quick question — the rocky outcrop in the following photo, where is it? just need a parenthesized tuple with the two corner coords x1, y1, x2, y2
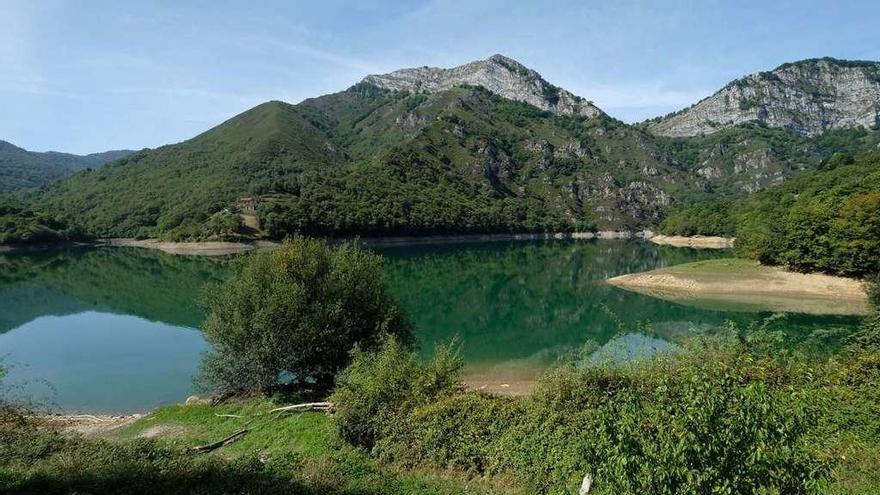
(649, 58, 880, 137)
(363, 54, 603, 118)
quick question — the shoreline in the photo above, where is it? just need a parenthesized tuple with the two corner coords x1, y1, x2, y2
(647, 234, 735, 249)
(607, 258, 869, 315)
(1, 230, 736, 256)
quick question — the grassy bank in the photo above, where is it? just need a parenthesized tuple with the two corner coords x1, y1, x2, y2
(1, 400, 522, 494)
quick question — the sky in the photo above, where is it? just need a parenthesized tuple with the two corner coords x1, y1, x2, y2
(2, 0, 879, 154)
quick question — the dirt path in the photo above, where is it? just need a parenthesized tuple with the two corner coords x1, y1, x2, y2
(607, 259, 869, 315)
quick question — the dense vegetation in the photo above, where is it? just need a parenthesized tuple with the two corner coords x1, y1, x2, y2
(0, 197, 84, 244)
(0, 139, 131, 193)
(330, 321, 880, 494)
(0, 397, 517, 495)
(199, 238, 411, 394)
(32, 86, 699, 240)
(11, 89, 876, 244)
(3, 241, 880, 493)
(661, 151, 880, 277)
(5, 313, 878, 494)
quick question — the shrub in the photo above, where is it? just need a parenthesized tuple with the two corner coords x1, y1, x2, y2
(199, 237, 412, 394)
(867, 276, 880, 310)
(330, 337, 463, 450)
(332, 336, 838, 494)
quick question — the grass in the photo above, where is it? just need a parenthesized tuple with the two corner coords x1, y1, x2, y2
(117, 400, 334, 458)
(657, 258, 765, 274)
(64, 398, 525, 495)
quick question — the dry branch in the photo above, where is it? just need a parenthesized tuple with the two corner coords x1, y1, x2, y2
(269, 402, 334, 414)
(189, 429, 249, 453)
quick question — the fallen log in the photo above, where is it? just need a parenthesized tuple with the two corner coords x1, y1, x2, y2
(189, 429, 249, 453)
(269, 402, 334, 414)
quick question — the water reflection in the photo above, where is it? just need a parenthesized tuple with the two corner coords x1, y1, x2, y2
(0, 241, 863, 412)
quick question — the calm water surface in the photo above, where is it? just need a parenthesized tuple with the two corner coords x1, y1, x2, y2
(0, 241, 861, 412)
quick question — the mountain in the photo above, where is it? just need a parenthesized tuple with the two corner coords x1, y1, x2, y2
(363, 54, 603, 118)
(35, 55, 704, 240)
(649, 58, 880, 138)
(23, 55, 880, 242)
(0, 140, 134, 193)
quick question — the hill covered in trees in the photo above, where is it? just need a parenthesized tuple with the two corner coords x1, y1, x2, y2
(9, 55, 880, 242)
(0, 140, 132, 193)
(661, 150, 880, 277)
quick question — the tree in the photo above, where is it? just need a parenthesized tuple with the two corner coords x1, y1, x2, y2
(199, 237, 412, 394)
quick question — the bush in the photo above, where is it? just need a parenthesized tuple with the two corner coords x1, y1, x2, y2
(330, 337, 463, 450)
(331, 335, 846, 494)
(199, 237, 412, 394)
(868, 276, 880, 310)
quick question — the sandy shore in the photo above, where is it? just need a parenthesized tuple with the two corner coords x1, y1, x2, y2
(607, 259, 869, 315)
(648, 234, 735, 249)
(357, 230, 651, 247)
(3, 231, 731, 256)
(39, 413, 143, 436)
(103, 238, 279, 256)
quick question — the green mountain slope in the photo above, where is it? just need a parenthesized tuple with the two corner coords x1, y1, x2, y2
(655, 124, 880, 198)
(25, 55, 880, 241)
(37, 80, 699, 239)
(661, 151, 880, 276)
(0, 140, 133, 193)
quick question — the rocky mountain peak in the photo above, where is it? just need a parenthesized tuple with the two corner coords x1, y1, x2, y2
(362, 54, 603, 118)
(649, 57, 880, 137)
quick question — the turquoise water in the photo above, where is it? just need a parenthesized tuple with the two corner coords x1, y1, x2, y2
(0, 241, 862, 413)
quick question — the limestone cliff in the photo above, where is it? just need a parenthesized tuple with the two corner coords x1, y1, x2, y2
(649, 58, 880, 137)
(363, 54, 603, 118)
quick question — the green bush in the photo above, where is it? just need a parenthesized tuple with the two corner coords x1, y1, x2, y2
(331, 334, 858, 494)
(659, 199, 736, 237)
(199, 237, 412, 394)
(867, 276, 880, 310)
(733, 151, 880, 276)
(330, 337, 463, 450)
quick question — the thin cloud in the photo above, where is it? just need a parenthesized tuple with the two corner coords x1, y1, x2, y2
(262, 38, 383, 74)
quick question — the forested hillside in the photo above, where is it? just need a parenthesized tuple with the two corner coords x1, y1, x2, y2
(0, 140, 132, 193)
(661, 151, 880, 276)
(35, 84, 698, 239)
(8, 55, 880, 242)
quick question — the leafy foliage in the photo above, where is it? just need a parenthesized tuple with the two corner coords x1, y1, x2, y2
(0, 197, 85, 244)
(734, 151, 880, 276)
(0, 419, 311, 495)
(332, 327, 880, 494)
(659, 198, 736, 236)
(0, 139, 133, 193)
(661, 151, 880, 277)
(199, 237, 412, 394)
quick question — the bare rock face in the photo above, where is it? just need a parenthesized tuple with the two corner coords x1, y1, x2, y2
(363, 54, 603, 118)
(650, 58, 880, 137)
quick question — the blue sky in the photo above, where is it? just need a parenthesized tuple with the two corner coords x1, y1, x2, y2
(3, 0, 879, 154)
